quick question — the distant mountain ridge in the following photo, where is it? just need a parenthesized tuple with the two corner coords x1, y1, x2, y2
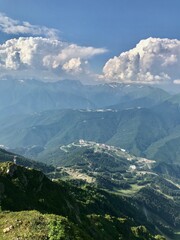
(1, 105, 180, 165)
(0, 79, 180, 164)
(0, 78, 170, 117)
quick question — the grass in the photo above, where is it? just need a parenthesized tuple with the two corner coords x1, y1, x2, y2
(116, 184, 144, 196)
(0, 210, 49, 240)
(0, 210, 85, 240)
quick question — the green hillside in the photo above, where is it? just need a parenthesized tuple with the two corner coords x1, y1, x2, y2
(0, 162, 166, 240)
(37, 141, 180, 238)
(0, 108, 167, 159)
(0, 211, 165, 240)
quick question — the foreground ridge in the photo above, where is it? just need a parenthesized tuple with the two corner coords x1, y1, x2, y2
(0, 161, 166, 240)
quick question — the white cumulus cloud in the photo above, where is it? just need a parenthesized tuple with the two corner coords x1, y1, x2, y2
(0, 37, 107, 81)
(62, 58, 82, 73)
(102, 37, 180, 84)
(0, 13, 59, 39)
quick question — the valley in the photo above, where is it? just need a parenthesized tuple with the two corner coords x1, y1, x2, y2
(0, 79, 180, 239)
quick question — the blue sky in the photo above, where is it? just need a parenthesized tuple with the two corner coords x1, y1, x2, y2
(0, 0, 180, 84)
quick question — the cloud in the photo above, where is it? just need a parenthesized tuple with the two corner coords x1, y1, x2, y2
(102, 37, 180, 84)
(173, 79, 180, 84)
(0, 13, 59, 39)
(62, 58, 82, 73)
(0, 37, 107, 81)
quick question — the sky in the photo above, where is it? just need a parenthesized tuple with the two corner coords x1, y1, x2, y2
(0, 0, 180, 85)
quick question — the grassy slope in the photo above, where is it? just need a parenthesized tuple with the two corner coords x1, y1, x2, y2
(0, 162, 165, 240)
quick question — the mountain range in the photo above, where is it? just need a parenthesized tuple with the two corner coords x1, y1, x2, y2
(0, 79, 180, 163)
(0, 78, 170, 116)
(0, 79, 180, 239)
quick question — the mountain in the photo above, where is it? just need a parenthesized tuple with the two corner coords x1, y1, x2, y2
(1, 79, 178, 164)
(0, 79, 94, 116)
(0, 79, 170, 118)
(0, 147, 54, 173)
(144, 98, 180, 164)
(110, 85, 170, 110)
(38, 141, 180, 239)
(0, 143, 179, 238)
(33, 140, 180, 238)
(0, 161, 166, 240)
(38, 139, 155, 170)
(0, 107, 168, 161)
(3, 95, 180, 165)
